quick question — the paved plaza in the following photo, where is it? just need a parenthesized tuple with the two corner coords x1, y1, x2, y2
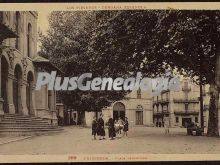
(0, 126, 220, 154)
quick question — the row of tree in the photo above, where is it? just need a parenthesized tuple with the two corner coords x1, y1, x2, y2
(39, 10, 220, 136)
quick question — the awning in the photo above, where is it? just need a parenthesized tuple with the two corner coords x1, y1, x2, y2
(0, 23, 18, 40)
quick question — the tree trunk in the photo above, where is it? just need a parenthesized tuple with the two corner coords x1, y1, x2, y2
(215, 45, 220, 89)
(82, 111, 87, 127)
(207, 44, 220, 137)
(199, 82, 204, 132)
(207, 84, 219, 137)
(199, 52, 204, 132)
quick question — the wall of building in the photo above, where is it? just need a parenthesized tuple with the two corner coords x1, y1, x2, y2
(153, 78, 203, 128)
(0, 11, 57, 124)
(84, 90, 153, 127)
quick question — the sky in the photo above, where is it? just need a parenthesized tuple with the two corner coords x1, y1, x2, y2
(37, 11, 51, 51)
(38, 11, 51, 34)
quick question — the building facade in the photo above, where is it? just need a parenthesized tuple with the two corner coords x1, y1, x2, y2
(0, 11, 57, 124)
(152, 78, 208, 128)
(84, 89, 153, 127)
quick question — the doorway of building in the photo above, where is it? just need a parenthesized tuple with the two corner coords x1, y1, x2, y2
(13, 64, 22, 114)
(1, 56, 9, 113)
(26, 71, 34, 115)
(113, 102, 125, 121)
(182, 117, 192, 127)
(136, 111, 143, 125)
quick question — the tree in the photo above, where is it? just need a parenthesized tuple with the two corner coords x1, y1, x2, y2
(155, 10, 220, 136)
(40, 11, 171, 125)
(89, 10, 220, 136)
(89, 11, 168, 78)
(39, 11, 130, 125)
(40, 10, 220, 134)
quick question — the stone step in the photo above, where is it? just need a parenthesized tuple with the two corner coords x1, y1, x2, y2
(0, 128, 63, 132)
(0, 122, 51, 126)
(4, 114, 39, 117)
(4, 115, 44, 119)
(0, 114, 62, 136)
(1, 119, 49, 123)
(0, 124, 57, 127)
(0, 129, 62, 134)
(0, 126, 61, 130)
(0, 122, 50, 125)
(4, 114, 44, 118)
(0, 129, 63, 136)
(3, 117, 44, 121)
(3, 114, 46, 120)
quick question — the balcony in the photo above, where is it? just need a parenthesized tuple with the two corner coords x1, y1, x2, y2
(153, 99, 169, 105)
(160, 98, 169, 104)
(173, 98, 199, 103)
(153, 109, 169, 116)
(182, 86, 191, 92)
(174, 109, 199, 115)
(153, 111, 163, 116)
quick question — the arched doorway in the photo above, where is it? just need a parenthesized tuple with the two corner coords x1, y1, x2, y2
(26, 71, 34, 115)
(113, 102, 126, 121)
(1, 56, 9, 113)
(13, 64, 22, 114)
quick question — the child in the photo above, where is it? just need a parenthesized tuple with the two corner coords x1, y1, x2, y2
(114, 119, 119, 136)
(123, 117, 129, 137)
(92, 116, 97, 140)
(118, 117, 125, 135)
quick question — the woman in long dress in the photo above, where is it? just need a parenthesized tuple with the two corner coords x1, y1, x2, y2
(123, 117, 129, 137)
(108, 117, 116, 140)
(97, 115, 105, 140)
(91, 116, 98, 140)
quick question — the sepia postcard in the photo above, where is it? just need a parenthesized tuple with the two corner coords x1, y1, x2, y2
(0, 2, 220, 163)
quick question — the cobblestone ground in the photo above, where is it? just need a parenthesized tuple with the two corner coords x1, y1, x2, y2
(0, 126, 220, 154)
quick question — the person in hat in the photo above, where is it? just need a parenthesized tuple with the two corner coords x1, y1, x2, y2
(123, 117, 129, 137)
(97, 114, 105, 140)
(107, 116, 116, 140)
(91, 116, 98, 140)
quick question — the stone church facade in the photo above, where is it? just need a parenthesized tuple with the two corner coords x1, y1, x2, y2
(0, 11, 57, 125)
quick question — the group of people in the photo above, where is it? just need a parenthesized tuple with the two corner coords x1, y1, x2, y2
(92, 114, 129, 140)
